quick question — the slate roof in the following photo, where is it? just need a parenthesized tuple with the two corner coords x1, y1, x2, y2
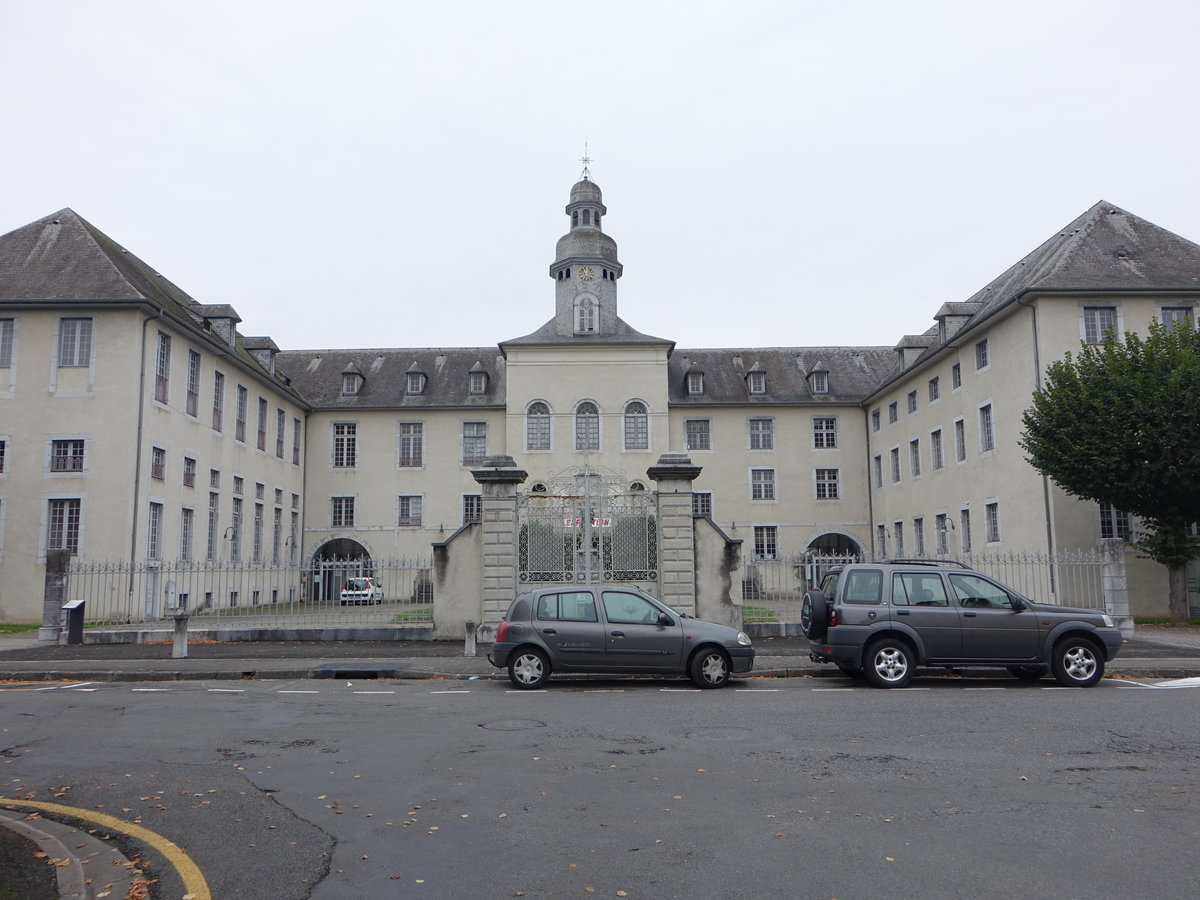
(0, 208, 306, 403)
(501, 316, 673, 349)
(275, 348, 506, 409)
(667, 347, 896, 406)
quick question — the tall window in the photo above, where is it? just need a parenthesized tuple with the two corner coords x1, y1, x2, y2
(876, 524, 887, 557)
(1099, 502, 1132, 540)
(960, 509, 972, 553)
(212, 371, 225, 432)
(1161, 307, 1194, 331)
(692, 492, 713, 518)
(256, 398, 268, 451)
(954, 419, 966, 462)
(985, 502, 1001, 543)
(750, 468, 776, 501)
(333, 423, 357, 468)
(51, 439, 85, 472)
(331, 496, 355, 528)
(275, 409, 286, 458)
(252, 503, 264, 561)
(930, 429, 944, 470)
(289, 512, 299, 564)
(58, 318, 92, 367)
(978, 404, 995, 452)
(0, 318, 13, 367)
(526, 402, 551, 451)
(230, 498, 242, 560)
(180, 507, 194, 562)
(0, 439, 7, 474)
(909, 439, 921, 477)
(753, 525, 777, 560)
(749, 418, 774, 450)
(815, 468, 839, 500)
(1083, 307, 1117, 344)
(235, 385, 248, 442)
(463, 421, 488, 464)
(154, 333, 171, 403)
(624, 401, 649, 450)
(928, 376, 940, 403)
(146, 502, 163, 559)
(398, 422, 424, 466)
(292, 418, 302, 465)
(888, 402, 898, 424)
(397, 495, 423, 526)
(912, 517, 925, 556)
(812, 417, 837, 449)
(463, 494, 482, 524)
(207, 493, 219, 560)
(975, 338, 989, 370)
(186, 350, 201, 416)
(47, 498, 82, 552)
(935, 513, 948, 555)
(576, 297, 596, 333)
(150, 446, 166, 480)
(951, 362, 962, 390)
(272, 507, 282, 564)
(872, 455, 882, 489)
(893, 521, 905, 556)
(574, 403, 599, 451)
(871, 409, 880, 432)
(685, 419, 710, 451)
(907, 390, 917, 414)
(890, 447, 901, 483)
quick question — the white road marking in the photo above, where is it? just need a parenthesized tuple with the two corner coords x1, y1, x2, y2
(582, 689, 625, 693)
(1042, 686, 1081, 690)
(432, 690, 472, 694)
(132, 688, 172, 692)
(353, 690, 396, 694)
(735, 689, 781, 692)
(964, 687, 1006, 691)
(660, 688, 701, 692)
(812, 688, 857, 692)
(207, 689, 245, 693)
(278, 690, 320, 694)
(504, 690, 546, 694)
(35, 682, 96, 691)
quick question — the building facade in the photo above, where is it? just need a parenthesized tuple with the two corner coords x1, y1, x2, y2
(1, 182, 1197, 623)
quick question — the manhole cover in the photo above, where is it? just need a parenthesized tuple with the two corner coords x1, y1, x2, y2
(479, 719, 547, 731)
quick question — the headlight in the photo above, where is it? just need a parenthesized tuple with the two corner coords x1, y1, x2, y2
(1101, 614, 1114, 627)
(737, 632, 752, 646)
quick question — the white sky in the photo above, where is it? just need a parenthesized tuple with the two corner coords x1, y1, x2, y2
(4, 0, 1199, 352)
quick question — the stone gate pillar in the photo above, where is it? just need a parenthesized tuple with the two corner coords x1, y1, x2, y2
(647, 453, 702, 615)
(472, 456, 528, 632)
(1100, 538, 1135, 638)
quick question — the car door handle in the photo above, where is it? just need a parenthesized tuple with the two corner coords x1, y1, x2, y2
(962, 612, 977, 617)
(610, 631, 625, 638)
(542, 628, 557, 634)
(896, 610, 910, 616)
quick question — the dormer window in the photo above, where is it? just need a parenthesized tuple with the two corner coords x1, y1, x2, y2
(810, 371, 828, 394)
(687, 372, 704, 395)
(341, 373, 362, 396)
(576, 297, 596, 334)
(469, 371, 487, 394)
(748, 372, 766, 394)
(406, 372, 426, 394)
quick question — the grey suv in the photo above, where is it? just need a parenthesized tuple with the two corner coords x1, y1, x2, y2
(802, 560, 1123, 688)
(488, 585, 755, 689)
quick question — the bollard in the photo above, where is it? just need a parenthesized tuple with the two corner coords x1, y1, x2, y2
(171, 607, 190, 659)
(63, 599, 85, 646)
(464, 621, 477, 658)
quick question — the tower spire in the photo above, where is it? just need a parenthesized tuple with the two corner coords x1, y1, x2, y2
(579, 142, 592, 182)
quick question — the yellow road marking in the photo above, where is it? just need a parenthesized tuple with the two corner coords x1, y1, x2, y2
(0, 797, 211, 900)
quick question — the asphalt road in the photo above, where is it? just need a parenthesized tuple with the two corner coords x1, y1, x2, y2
(3, 674, 1199, 899)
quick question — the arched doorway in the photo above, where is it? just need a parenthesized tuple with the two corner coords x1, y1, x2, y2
(310, 538, 374, 605)
(799, 532, 865, 592)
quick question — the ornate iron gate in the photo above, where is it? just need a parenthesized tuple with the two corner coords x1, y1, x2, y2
(518, 466, 659, 589)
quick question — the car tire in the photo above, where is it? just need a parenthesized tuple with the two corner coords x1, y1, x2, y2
(800, 590, 829, 641)
(835, 661, 865, 680)
(1007, 665, 1046, 681)
(508, 648, 550, 689)
(1051, 637, 1104, 687)
(864, 637, 915, 689)
(689, 647, 731, 689)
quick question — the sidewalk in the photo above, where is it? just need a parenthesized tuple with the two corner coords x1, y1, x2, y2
(2, 627, 1200, 682)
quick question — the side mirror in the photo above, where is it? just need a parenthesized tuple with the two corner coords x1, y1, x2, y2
(1009, 595, 1026, 611)
(658, 612, 674, 626)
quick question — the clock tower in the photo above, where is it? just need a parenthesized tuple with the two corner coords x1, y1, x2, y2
(549, 169, 622, 337)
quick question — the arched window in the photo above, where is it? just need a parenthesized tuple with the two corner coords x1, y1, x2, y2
(572, 211, 579, 227)
(623, 401, 649, 450)
(576, 297, 596, 334)
(582, 209, 591, 225)
(526, 401, 551, 451)
(575, 401, 600, 451)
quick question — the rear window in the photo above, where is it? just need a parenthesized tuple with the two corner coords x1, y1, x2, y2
(535, 591, 599, 623)
(842, 569, 883, 605)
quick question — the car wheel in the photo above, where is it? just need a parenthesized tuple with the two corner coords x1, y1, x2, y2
(1051, 637, 1104, 687)
(864, 637, 915, 689)
(800, 590, 829, 640)
(508, 648, 550, 689)
(1007, 665, 1046, 681)
(835, 661, 865, 680)
(689, 647, 731, 689)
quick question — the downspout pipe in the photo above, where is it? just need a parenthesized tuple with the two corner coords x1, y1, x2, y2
(1016, 295, 1055, 558)
(129, 307, 164, 568)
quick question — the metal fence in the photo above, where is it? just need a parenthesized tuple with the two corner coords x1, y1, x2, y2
(66, 556, 434, 628)
(740, 550, 1109, 625)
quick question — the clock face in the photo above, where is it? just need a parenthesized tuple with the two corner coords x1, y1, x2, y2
(578, 266, 595, 282)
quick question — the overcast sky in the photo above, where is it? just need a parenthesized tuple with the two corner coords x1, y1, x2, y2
(4, 0, 1199, 352)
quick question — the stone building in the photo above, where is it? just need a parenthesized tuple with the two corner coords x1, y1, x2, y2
(1, 176, 1198, 623)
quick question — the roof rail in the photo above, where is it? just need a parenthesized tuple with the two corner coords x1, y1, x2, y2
(883, 558, 972, 569)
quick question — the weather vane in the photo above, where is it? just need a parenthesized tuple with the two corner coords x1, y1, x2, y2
(580, 141, 592, 180)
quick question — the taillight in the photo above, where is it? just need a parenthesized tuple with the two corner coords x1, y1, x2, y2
(496, 620, 508, 642)
(829, 608, 839, 628)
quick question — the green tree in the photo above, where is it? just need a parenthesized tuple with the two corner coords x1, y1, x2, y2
(1020, 321, 1200, 625)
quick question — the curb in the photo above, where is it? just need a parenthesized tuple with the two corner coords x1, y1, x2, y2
(0, 808, 137, 900)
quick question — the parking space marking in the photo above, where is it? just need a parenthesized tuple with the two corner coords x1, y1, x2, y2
(504, 689, 546, 694)
(582, 689, 625, 693)
(813, 688, 857, 692)
(278, 689, 320, 693)
(207, 688, 245, 693)
(660, 688, 701, 692)
(353, 690, 396, 694)
(735, 688, 781, 692)
(132, 687, 172, 692)
(432, 689, 473, 694)
(964, 687, 1006, 691)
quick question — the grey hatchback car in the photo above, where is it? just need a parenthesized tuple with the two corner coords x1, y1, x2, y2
(803, 560, 1123, 688)
(488, 585, 755, 689)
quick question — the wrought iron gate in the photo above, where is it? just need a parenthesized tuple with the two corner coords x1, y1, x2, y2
(518, 466, 659, 589)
